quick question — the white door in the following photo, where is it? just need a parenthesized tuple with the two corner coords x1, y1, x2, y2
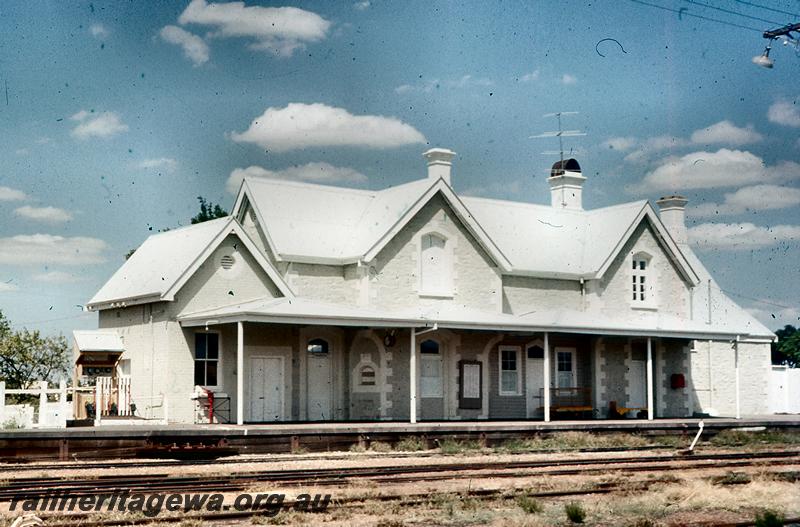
(526, 357, 544, 418)
(249, 356, 284, 422)
(307, 350, 332, 421)
(629, 360, 646, 408)
(555, 348, 576, 388)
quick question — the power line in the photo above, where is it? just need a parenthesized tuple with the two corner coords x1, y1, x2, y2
(627, 0, 763, 32)
(731, 0, 800, 19)
(681, 0, 781, 25)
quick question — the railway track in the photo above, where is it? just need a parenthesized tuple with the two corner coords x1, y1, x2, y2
(1, 450, 797, 501)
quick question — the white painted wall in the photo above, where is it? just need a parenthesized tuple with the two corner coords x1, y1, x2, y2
(769, 366, 800, 414)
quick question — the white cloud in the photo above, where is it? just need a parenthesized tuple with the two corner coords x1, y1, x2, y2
(138, 157, 178, 170)
(0, 282, 18, 293)
(70, 111, 128, 139)
(394, 75, 493, 94)
(14, 206, 73, 224)
(160, 25, 209, 66)
(601, 136, 636, 152)
(561, 73, 577, 85)
(226, 163, 368, 193)
(768, 99, 800, 127)
(746, 305, 800, 327)
(623, 135, 688, 164)
(690, 184, 800, 217)
(32, 271, 83, 283)
(15, 148, 29, 156)
(231, 103, 426, 152)
(0, 186, 27, 202)
(519, 70, 540, 82)
(0, 234, 107, 265)
(353, 1, 370, 10)
(89, 23, 110, 39)
(177, 0, 331, 58)
(690, 120, 762, 146)
(689, 222, 800, 250)
(632, 149, 800, 192)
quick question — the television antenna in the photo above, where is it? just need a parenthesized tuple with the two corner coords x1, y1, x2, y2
(530, 112, 586, 169)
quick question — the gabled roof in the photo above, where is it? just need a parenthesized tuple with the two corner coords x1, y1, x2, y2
(233, 176, 512, 270)
(73, 329, 124, 352)
(87, 217, 293, 310)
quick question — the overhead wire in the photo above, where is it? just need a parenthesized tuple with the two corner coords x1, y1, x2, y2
(680, 0, 782, 25)
(626, 0, 764, 32)
(730, 0, 800, 19)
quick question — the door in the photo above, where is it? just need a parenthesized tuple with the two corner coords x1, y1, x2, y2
(555, 348, 576, 388)
(629, 360, 646, 408)
(420, 339, 444, 420)
(526, 345, 544, 418)
(249, 356, 284, 422)
(307, 340, 333, 421)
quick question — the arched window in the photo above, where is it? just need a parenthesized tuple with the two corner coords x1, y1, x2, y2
(307, 338, 329, 354)
(631, 252, 655, 307)
(420, 233, 451, 296)
(359, 365, 376, 386)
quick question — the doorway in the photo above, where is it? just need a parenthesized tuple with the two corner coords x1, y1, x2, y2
(248, 356, 284, 422)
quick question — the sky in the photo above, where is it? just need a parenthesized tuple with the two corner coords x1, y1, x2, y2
(0, 0, 799, 337)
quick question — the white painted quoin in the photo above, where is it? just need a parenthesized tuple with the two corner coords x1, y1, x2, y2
(79, 153, 776, 424)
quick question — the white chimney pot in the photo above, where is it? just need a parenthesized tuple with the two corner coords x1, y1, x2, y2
(423, 148, 456, 185)
(656, 195, 689, 245)
(548, 158, 586, 210)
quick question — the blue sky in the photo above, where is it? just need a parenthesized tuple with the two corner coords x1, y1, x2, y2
(0, 0, 798, 336)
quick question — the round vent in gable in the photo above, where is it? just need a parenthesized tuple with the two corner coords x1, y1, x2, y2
(220, 254, 236, 270)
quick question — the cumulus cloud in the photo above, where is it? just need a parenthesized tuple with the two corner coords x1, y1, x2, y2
(160, 25, 209, 66)
(0, 282, 18, 293)
(32, 271, 83, 283)
(690, 184, 800, 217)
(601, 136, 636, 152)
(561, 73, 577, 85)
(768, 99, 800, 127)
(689, 222, 800, 250)
(14, 206, 73, 224)
(177, 0, 331, 58)
(519, 70, 540, 82)
(0, 186, 27, 201)
(138, 157, 178, 170)
(0, 234, 107, 265)
(226, 162, 368, 193)
(231, 103, 426, 152)
(690, 120, 762, 146)
(70, 110, 128, 139)
(353, 1, 370, 10)
(89, 23, 110, 39)
(631, 149, 800, 192)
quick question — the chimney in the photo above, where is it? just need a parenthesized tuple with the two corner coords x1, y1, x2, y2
(548, 158, 586, 210)
(423, 148, 456, 185)
(656, 195, 689, 245)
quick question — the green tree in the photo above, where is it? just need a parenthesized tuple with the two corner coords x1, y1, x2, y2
(772, 325, 800, 367)
(0, 310, 70, 389)
(190, 196, 228, 224)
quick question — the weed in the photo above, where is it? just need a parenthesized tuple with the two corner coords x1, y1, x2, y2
(712, 471, 752, 485)
(376, 520, 405, 527)
(438, 438, 481, 454)
(517, 495, 544, 514)
(395, 436, 426, 451)
(754, 510, 785, 527)
(349, 443, 367, 453)
(565, 501, 586, 524)
(370, 441, 392, 452)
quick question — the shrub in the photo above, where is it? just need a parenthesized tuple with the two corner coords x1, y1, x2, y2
(395, 436, 426, 451)
(754, 510, 785, 527)
(565, 501, 586, 524)
(517, 496, 543, 514)
(438, 438, 481, 454)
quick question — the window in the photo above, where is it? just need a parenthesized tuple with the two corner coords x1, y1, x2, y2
(420, 339, 443, 397)
(556, 349, 575, 388)
(499, 346, 521, 395)
(307, 338, 329, 354)
(359, 365, 376, 386)
(420, 233, 452, 296)
(631, 253, 654, 307)
(527, 345, 544, 359)
(194, 332, 219, 387)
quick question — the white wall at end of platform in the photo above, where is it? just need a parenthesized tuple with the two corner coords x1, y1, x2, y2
(769, 366, 800, 415)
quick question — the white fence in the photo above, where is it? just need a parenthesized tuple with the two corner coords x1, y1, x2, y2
(0, 381, 70, 428)
(769, 366, 800, 414)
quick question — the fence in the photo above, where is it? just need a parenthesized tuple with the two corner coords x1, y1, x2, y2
(0, 380, 70, 428)
(769, 366, 800, 414)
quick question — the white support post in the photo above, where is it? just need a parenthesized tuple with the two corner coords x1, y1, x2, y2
(38, 381, 48, 427)
(734, 336, 741, 420)
(543, 332, 551, 422)
(59, 380, 68, 428)
(0, 381, 6, 425)
(95, 380, 102, 426)
(410, 327, 417, 424)
(237, 321, 244, 425)
(646, 337, 654, 421)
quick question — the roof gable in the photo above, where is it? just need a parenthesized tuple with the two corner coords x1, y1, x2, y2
(87, 217, 293, 310)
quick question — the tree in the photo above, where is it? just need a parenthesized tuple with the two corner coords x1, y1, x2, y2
(0, 310, 70, 389)
(191, 196, 228, 224)
(772, 325, 800, 367)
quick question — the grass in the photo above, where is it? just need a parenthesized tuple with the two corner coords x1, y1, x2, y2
(709, 429, 800, 447)
(565, 501, 586, 523)
(754, 510, 786, 527)
(496, 431, 650, 453)
(394, 436, 426, 451)
(438, 438, 482, 454)
(517, 495, 544, 514)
